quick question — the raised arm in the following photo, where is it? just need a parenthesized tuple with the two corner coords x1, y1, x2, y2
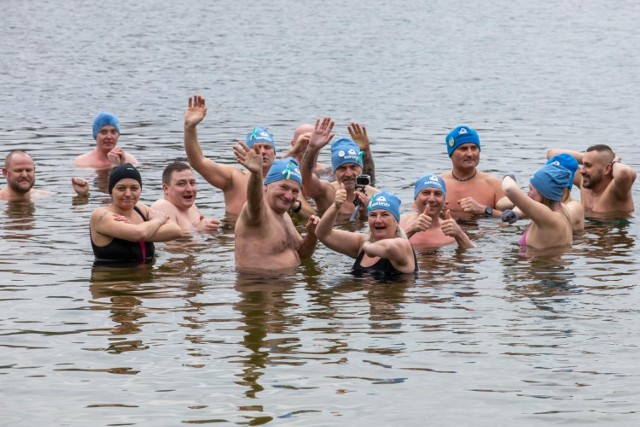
(315, 184, 365, 259)
(502, 176, 557, 227)
(300, 117, 335, 201)
(546, 148, 584, 164)
(298, 215, 320, 259)
(348, 122, 376, 186)
(183, 95, 235, 191)
(234, 141, 266, 225)
(610, 157, 637, 200)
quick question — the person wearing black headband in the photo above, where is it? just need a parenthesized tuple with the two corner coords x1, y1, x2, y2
(89, 163, 182, 264)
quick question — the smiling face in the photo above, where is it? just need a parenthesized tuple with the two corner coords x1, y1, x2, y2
(3, 152, 36, 194)
(368, 209, 398, 241)
(451, 143, 480, 170)
(265, 179, 300, 214)
(415, 187, 445, 214)
(111, 178, 141, 211)
(96, 125, 120, 153)
(580, 150, 611, 190)
(164, 169, 197, 210)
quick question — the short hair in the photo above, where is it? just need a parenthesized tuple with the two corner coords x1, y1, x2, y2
(585, 144, 615, 163)
(162, 161, 192, 185)
(4, 150, 32, 168)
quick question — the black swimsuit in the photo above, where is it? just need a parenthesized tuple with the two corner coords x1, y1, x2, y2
(91, 206, 155, 265)
(352, 248, 418, 277)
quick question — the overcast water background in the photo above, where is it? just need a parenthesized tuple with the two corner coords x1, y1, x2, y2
(1, 0, 640, 425)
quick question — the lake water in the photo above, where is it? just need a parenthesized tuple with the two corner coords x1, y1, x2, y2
(1, 0, 639, 425)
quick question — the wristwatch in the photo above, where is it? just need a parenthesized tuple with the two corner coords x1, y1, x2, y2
(484, 206, 493, 217)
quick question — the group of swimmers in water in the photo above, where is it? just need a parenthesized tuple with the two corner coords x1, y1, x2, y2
(1, 95, 637, 276)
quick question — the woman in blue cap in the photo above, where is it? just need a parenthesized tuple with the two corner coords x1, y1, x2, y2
(315, 185, 417, 276)
(90, 163, 183, 264)
(501, 163, 573, 250)
(499, 154, 584, 231)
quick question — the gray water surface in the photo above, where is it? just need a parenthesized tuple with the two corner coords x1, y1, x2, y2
(1, 0, 639, 425)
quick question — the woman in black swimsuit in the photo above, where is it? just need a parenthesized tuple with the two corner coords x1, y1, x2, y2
(315, 185, 417, 276)
(89, 163, 183, 264)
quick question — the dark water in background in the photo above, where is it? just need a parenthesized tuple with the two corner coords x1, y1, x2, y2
(1, 0, 639, 425)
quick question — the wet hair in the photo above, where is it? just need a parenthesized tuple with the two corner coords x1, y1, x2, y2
(162, 161, 192, 186)
(4, 150, 32, 168)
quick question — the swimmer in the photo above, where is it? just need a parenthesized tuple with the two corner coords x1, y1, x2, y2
(546, 144, 636, 215)
(89, 163, 182, 264)
(502, 163, 573, 249)
(150, 161, 220, 233)
(499, 154, 584, 231)
(440, 125, 504, 219)
(183, 95, 311, 218)
(400, 174, 475, 248)
(1, 150, 87, 201)
(316, 189, 417, 277)
(300, 117, 378, 220)
(74, 112, 138, 169)
(233, 143, 319, 272)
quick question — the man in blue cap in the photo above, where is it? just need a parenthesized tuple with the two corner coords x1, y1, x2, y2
(440, 125, 504, 219)
(74, 112, 138, 169)
(183, 95, 312, 218)
(400, 174, 475, 248)
(546, 145, 636, 216)
(300, 116, 377, 220)
(233, 141, 319, 272)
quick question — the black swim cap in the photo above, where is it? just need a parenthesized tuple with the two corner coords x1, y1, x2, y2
(108, 163, 142, 194)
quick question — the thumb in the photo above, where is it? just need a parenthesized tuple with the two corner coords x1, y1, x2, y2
(423, 204, 430, 215)
(339, 182, 345, 190)
(445, 209, 451, 219)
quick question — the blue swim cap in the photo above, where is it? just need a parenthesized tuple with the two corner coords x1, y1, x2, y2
(445, 125, 480, 157)
(368, 192, 401, 222)
(529, 163, 572, 202)
(246, 127, 275, 150)
(93, 112, 120, 140)
(264, 157, 302, 186)
(331, 138, 363, 173)
(546, 154, 578, 189)
(414, 174, 447, 199)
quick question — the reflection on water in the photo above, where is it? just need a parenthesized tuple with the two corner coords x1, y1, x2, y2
(2, 0, 640, 424)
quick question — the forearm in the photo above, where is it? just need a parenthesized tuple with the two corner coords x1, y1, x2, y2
(298, 232, 318, 259)
(184, 125, 205, 167)
(455, 232, 476, 249)
(149, 221, 184, 242)
(315, 203, 339, 240)
(362, 149, 376, 186)
(244, 170, 265, 221)
(547, 148, 583, 163)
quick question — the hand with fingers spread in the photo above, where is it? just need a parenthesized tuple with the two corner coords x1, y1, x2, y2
(185, 95, 207, 128)
(348, 122, 370, 152)
(233, 141, 262, 174)
(308, 117, 335, 150)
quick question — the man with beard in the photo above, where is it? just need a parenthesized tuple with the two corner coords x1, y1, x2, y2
(546, 144, 636, 215)
(0, 151, 47, 201)
(300, 117, 377, 220)
(1, 150, 91, 201)
(440, 125, 504, 219)
(150, 161, 220, 233)
(74, 112, 138, 169)
(400, 174, 475, 249)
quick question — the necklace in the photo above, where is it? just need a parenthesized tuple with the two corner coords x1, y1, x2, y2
(452, 169, 477, 182)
